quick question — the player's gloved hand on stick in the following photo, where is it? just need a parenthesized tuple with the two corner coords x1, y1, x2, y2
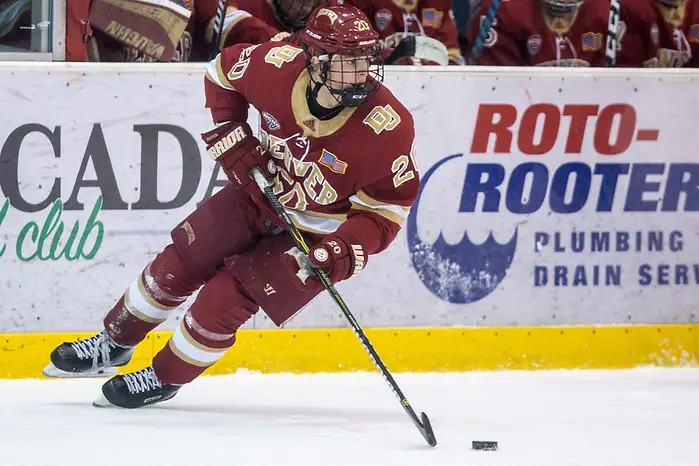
(281, 235, 367, 292)
(201, 121, 276, 195)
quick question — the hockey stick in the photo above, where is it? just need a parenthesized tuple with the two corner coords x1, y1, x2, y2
(605, 0, 621, 67)
(250, 167, 438, 448)
(384, 35, 449, 66)
(209, 0, 226, 60)
(468, 0, 502, 65)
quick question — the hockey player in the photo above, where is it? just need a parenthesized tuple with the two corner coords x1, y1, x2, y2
(345, 0, 465, 64)
(213, 0, 337, 49)
(44, 4, 419, 409)
(617, 0, 699, 68)
(66, 0, 325, 62)
(467, 0, 610, 66)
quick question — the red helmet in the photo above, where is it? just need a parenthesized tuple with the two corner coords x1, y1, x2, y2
(301, 5, 380, 55)
(300, 5, 384, 107)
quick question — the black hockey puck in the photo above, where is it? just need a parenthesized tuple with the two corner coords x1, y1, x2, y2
(472, 440, 498, 451)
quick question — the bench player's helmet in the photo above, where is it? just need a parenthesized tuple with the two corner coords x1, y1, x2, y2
(656, 0, 684, 7)
(539, 0, 584, 16)
(272, 0, 330, 30)
(300, 5, 383, 107)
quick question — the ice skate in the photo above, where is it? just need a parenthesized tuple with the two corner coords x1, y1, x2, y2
(93, 366, 181, 409)
(42, 331, 135, 378)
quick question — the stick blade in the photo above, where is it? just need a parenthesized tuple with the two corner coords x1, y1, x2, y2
(413, 36, 449, 66)
(420, 412, 437, 447)
(385, 35, 449, 66)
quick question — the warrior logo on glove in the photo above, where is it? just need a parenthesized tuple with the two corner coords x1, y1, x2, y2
(205, 125, 249, 160)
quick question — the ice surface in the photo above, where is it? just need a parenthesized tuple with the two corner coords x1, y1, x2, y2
(1, 369, 698, 466)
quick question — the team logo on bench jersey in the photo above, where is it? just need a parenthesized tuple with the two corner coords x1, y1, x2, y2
(375, 9, 392, 31)
(527, 35, 542, 56)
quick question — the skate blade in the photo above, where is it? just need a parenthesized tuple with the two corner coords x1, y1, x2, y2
(92, 393, 118, 408)
(42, 363, 118, 379)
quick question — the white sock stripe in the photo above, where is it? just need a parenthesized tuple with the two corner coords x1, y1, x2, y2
(126, 281, 174, 322)
(184, 310, 236, 341)
(171, 321, 230, 365)
(168, 340, 211, 368)
(123, 288, 165, 324)
(143, 263, 188, 305)
(137, 276, 178, 311)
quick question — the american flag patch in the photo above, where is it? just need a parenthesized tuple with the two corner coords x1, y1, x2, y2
(690, 24, 699, 43)
(581, 32, 602, 51)
(318, 149, 347, 174)
(422, 9, 444, 29)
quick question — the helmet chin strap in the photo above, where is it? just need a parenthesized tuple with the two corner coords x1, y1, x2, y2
(330, 86, 370, 107)
(309, 56, 368, 108)
(310, 81, 325, 103)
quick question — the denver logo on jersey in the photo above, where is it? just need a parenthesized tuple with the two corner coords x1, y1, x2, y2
(581, 32, 602, 51)
(318, 149, 348, 174)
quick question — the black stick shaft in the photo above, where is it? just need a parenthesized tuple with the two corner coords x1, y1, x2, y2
(605, 0, 621, 67)
(250, 167, 437, 447)
(468, 0, 502, 65)
(209, 0, 226, 60)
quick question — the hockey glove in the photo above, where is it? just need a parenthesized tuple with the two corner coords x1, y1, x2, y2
(201, 121, 276, 195)
(281, 235, 367, 293)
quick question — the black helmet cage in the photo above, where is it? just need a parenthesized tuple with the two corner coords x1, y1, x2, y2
(302, 42, 385, 107)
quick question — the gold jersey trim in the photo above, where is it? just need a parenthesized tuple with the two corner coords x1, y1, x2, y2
(290, 70, 358, 138)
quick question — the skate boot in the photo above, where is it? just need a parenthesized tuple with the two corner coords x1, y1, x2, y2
(93, 366, 181, 409)
(43, 331, 135, 378)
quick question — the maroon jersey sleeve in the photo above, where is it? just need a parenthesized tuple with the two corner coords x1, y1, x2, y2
(66, 0, 92, 61)
(467, 0, 524, 65)
(615, 0, 657, 67)
(341, 106, 419, 254)
(220, 14, 280, 47)
(204, 41, 302, 123)
(219, 3, 280, 48)
(195, 0, 280, 51)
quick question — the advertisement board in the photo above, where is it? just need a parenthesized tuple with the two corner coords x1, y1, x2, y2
(1, 65, 698, 333)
